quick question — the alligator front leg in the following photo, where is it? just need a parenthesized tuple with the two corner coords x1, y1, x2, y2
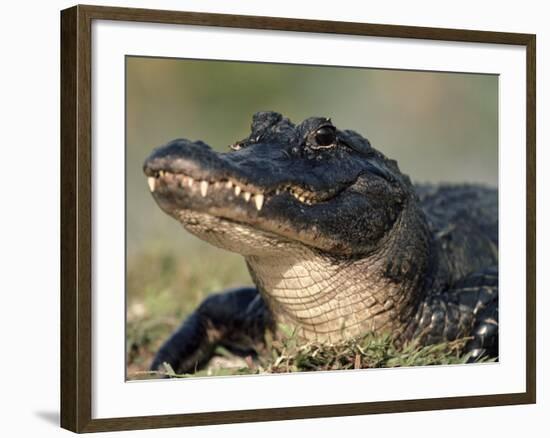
(150, 286, 272, 374)
(406, 267, 499, 361)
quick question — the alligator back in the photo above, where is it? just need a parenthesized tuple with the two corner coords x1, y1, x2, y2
(416, 184, 498, 285)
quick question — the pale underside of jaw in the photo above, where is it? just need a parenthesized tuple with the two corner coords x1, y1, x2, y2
(146, 170, 322, 210)
(174, 209, 300, 257)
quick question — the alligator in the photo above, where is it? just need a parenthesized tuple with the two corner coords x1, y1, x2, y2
(143, 111, 498, 374)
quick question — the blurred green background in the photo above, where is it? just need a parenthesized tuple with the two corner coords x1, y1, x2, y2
(125, 56, 498, 377)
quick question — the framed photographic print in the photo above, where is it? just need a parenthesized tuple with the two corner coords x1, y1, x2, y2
(60, 4, 536, 433)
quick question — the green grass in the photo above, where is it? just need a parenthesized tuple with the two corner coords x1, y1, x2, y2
(133, 327, 491, 380)
(126, 245, 491, 380)
(126, 242, 250, 376)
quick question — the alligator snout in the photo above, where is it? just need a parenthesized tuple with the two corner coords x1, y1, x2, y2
(143, 139, 224, 179)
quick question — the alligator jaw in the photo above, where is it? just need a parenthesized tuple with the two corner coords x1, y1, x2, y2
(147, 169, 272, 213)
(145, 168, 339, 210)
(144, 166, 353, 256)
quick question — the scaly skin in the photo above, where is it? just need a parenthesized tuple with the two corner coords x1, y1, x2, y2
(143, 112, 498, 373)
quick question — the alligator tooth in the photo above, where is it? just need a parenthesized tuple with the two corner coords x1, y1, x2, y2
(225, 181, 233, 189)
(254, 194, 264, 211)
(147, 177, 156, 192)
(234, 186, 241, 196)
(275, 189, 281, 195)
(159, 170, 165, 177)
(299, 196, 306, 203)
(214, 181, 221, 189)
(200, 180, 209, 197)
(187, 177, 194, 188)
(243, 191, 251, 202)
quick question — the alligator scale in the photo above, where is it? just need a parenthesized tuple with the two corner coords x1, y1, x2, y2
(143, 111, 498, 373)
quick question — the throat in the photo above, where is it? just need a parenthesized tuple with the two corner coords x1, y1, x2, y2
(245, 235, 429, 344)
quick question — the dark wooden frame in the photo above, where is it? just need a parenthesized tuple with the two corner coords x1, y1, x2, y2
(60, 4, 536, 433)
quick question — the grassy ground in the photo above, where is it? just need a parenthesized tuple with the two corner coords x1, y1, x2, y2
(126, 242, 251, 377)
(126, 245, 489, 380)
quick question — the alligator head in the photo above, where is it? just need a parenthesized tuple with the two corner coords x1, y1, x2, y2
(143, 111, 418, 256)
(143, 111, 431, 342)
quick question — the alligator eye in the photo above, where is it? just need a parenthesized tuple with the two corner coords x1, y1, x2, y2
(313, 126, 336, 148)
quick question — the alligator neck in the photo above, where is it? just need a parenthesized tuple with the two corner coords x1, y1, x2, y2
(245, 203, 432, 343)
